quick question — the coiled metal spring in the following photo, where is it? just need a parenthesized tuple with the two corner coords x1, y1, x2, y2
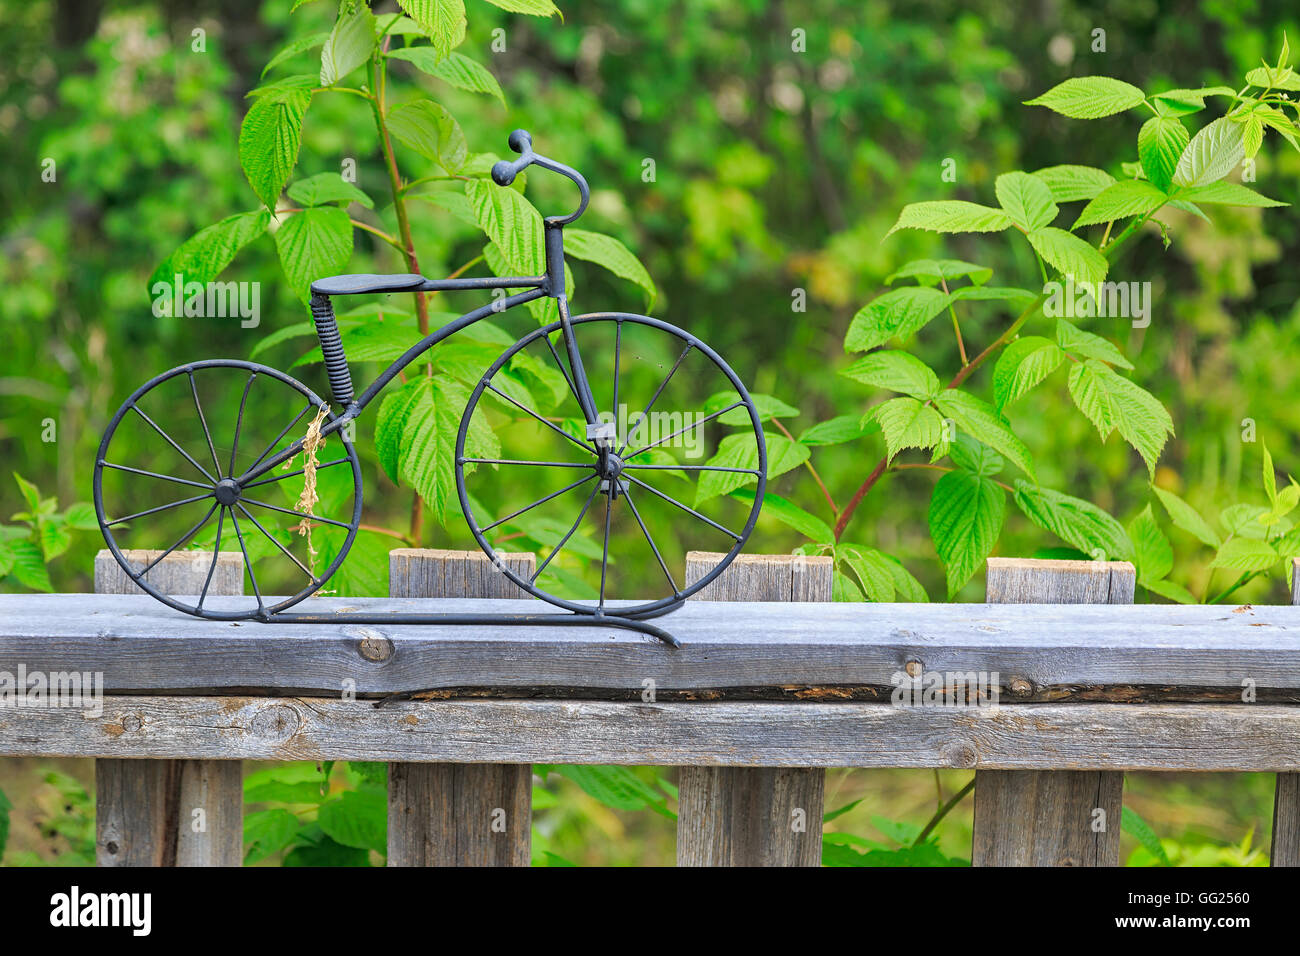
(309, 294, 355, 405)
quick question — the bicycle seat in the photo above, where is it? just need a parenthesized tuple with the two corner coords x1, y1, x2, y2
(310, 273, 428, 296)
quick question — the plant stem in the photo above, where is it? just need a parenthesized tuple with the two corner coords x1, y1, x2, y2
(349, 218, 405, 252)
(770, 417, 838, 517)
(940, 279, 967, 366)
(1208, 569, 1262, 604)
(913, 776, 975, 846)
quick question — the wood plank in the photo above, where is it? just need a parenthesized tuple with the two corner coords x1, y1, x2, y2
(677, 552, 831, 867)
(6, 695, 1300, 769)
(5, 592, 1300, 697)
(973, 559, 1132, 867)
(1272, 557, 1300, 866)
(386, 549, 535, 867)
(94, 550, 243, 868)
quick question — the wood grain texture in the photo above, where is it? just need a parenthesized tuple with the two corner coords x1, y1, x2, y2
(6, 593, 1299, 696)
(7, 696, 1300, 769)
(94, 552, 243, 868)
(973, 559, 1131, 867)
(677, 552, 829, 867)
(1273, 565, 1300, 866)
(386, 549, 533, 867)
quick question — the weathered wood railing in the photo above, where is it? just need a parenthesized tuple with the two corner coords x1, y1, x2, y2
(1, 550, 1298, 867)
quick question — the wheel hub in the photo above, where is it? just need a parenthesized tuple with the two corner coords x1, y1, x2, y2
(597, 451, 625, 480)
(213, 477, 241, 506)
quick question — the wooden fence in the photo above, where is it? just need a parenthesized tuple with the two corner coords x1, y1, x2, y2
(0, 549, 1298, 867)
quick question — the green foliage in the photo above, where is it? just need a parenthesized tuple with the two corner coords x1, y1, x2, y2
(1, 474, 98, 592)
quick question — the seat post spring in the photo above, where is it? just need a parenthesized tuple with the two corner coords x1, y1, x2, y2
(309, 293, 355, 405)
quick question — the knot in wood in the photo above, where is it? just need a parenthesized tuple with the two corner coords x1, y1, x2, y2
(1009, 677, 1033, 697)
(121, 715, 142, 733)
(942, 739, 979, 769)
(250, 704, 301, 740)
(904, 659, 923, 678)
(354, 627, 394, 662)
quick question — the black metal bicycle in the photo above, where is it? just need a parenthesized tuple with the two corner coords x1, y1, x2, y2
(94, 130, 766, 645)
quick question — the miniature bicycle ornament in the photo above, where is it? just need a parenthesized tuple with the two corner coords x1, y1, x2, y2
(94, 130, 766, 646)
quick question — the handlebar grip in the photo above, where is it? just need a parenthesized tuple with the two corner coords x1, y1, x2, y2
(491, 128, 535, 185)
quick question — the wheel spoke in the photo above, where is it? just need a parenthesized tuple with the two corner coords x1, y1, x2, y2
(196, 506, 226, 611)
(612, 320, 622, 426)
(481, 474, 596, 533)
(189, 371, 222, 479)
(461, 457, 595, 469)
(624, 401, 743, 461)
(100, 461, 214, 491)
(130, 405, 217, 484)
(530, 481, 602, 584)
(623, 486, 678, 595)
(485, 383, 597, 455)
(623, 463, 762, 474)
(234, 502, 315, 580)
(237, 401, 313, 482)
(106, 492, 214, 527)
(137, 503, 218, 578)
(618, 342, 694, 455)
(228, 507, 264, 613)
(240, 496, 355, 530)
(242, 456, 350, 490)
(598, 484, 613, 610)
(229, 372, 257, 476)
(543, 331, 584, 410)
(623, 474, 741, 540)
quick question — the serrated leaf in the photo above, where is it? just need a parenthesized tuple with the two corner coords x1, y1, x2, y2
(1177, 181, 1287, 207)
(1031, 165, 1116, 202)
(798, 415, 875, 446)
(5, 539, 52, 592)
(387, 48, 505, 105)
(563, 229, 656, 309)
(1067, 360, 1174, 475)
(995, 171, 1059, 231)
(63, 502, 99, 531)
(1073, 180, 1168, 228)
(1172, 117, 1245, 187)
(1209, 537, 1279, 572)
(1014, 480, 1133, 560)
(387, 100, 467, 172)
(869, 398, 945, 462)
(288, 172, 373, 209)
(946, 285, 1038, 307)
(885, 258, 992, 287)
(1151, 485, 1221, 548)
(840, 350, 941, 400)
(703, 391, 799, 425)
(482, 0, 560, 14)
(400, 376, 497, 526)
(948, 433, 1003, 476)
(397, 0, 466, 59)
(1263, 441, 1277, 506)
(375, 378, 426, 485)
(886, 201, 1012, 237)
(1128, 503, 1173, 584)
(993, 335, 1064, 409)
(320, 4, 376, 86)
(845, 287, 950, 352)
(1027, 226, 1108, 287)
(1055, 318, 1133, 369)
(1245, 64, 1300, 90)
(837, 544, 896, 602)
(1138, 116, 1189, 192)
(929, 470, 1005, 598)
(149, 210, 270, 292)
(732, 489, 833, 543)
(1220, 503, 1271, 540)
(695, 432, 762, 505)
(244, 809, 301, 864)
(262, 32, 330, 77)
(317, 789, 387, 854)
(932, 389, 1035, 480)
(1024, 76, 1146, 118)
(239, 84, 311, 211)
(273, 205, 353, 302)
(466, 177, 544, 275)
(550, 766, 671, 815)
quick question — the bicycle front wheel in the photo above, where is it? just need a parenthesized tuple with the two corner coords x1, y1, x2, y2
(456, 312, 766, 616)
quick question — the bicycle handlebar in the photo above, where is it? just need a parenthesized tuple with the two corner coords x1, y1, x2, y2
(491, 129, 590, 227)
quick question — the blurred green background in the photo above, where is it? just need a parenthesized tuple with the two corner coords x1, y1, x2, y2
(1, 0, 1296, 865)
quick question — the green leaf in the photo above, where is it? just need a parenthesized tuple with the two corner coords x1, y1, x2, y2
(932, 389, 1036, 480)
(838, 544, 898, 602)
(273, 206, 353, 303)
(886, 201, 1012, 237)
(0, 788, 10, 861)
(1151, 86, 1235, 116)
(929, 470, 1005, 598)
(396, 0, 466, 59)
(1031, 165, 1116, 203)
(1176, 181, 1287, 207)
(833, 569, 865, 602)
(840, 350, 941, 400)
(320, 4, 376, 86)
(563, 229, 656, 309)
(949, 433, 1003, 476)
(375, 378, 426, 484)
(824, 798, 864, 823)
(374, 13, 423, 36)
(798, 415, 877, 446)
(693, 433, 757, 505)
(1073, 180, 1169, 228)
(1142, 577, 1197, 604)
(1138, 116, 1190, 192)
(550, 766, 672, 816)
(733, 489, 833, 543)
(63, 502, 99, 531)
(317, 789, 387, 854)
(5, 539, 52, 592)
(703, 391, 799, 425)
(995, 171, 1059, 231)
(401, 376, 497, 526)
(1245, 64, 1300, 90)
(1128, 504, 1173, 584)
(946, 286, 1038, 307)
(1263, 441, 1278, 506)
(1151, 486, 1221, 548)
(1209, 537, 1279, 572)
(1055, 318, 1133, 369)
(1027, 226, 1108, 287)
(387, 48, 505, 105)
(386, 100, 467, 172)
(244, 809, 301, 864)
(1024, 76, 1146, 119)
(1172, 117, 1245, 188)
(262, 32, 330, 77)
(482, 0, 560, 14)
(239, 84, 311, 211)
(869, 398, 945, 461)
(845, 287, 950, 352)
(287, 171, 373, 209)
(1067, 360, 1174, 475)
(885, 258, 992, 287)
(466, 177, 544, 275)
(149, 210, 270, 292)
(993, 335, 1064, 409)
(1122, 807, 1171, 866)
(1013, 481, 1133, 560)
(39, 517, 70, 561)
